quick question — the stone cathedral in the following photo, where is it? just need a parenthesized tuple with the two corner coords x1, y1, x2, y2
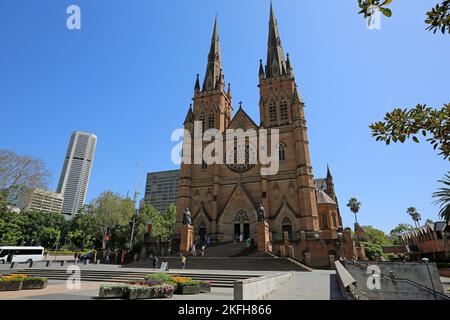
(175, 4, 356, 267)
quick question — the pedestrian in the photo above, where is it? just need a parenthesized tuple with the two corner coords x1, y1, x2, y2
(152, 256, 159, 269)
(246, 238, 251, 250)
(191, 242, 196, 256)
(180, 253, 186, 269)
(201, 244, 206, 257)
(239, 233, 243, 243)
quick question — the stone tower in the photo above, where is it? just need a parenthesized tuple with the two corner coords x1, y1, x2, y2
(258, 2, 319, 233)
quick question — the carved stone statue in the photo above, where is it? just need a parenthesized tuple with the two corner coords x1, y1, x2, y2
(182, 208, 192, 225)
(257, 203, 265, 222)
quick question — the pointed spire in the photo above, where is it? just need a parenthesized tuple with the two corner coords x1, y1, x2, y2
(327, 164, 332, 180)
(202, 16, 223, 92)
(266, 1, 287, 78)
(292, 86, 303, 104)
(259, 59, 265, 79)
(184, 104, 194, 124)
(286, 53, 292, 74)
(227, 83, 232, 99)
(194, 74, 200, 93)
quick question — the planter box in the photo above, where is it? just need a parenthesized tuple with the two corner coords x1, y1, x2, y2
(199, 284, 211, 293)
(125, 288, 152, 300)
(22, 280, 48, 290)
(99, 286, 127, 299)
(175, 285, 200, 295)
(0, 282, 23, 291)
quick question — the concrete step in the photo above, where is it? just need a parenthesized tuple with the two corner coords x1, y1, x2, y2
(127, 256, 309, 272)
(0, 268, 257, 288)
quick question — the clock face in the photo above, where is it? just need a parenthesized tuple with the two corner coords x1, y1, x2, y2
(226, 144, 256, 173)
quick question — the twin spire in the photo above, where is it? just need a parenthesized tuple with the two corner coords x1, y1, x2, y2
(196, 2, 290, 94)
(201, 16, 225, 92)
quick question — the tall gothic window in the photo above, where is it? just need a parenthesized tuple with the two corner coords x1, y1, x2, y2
(208, 112, 215, 129)
(321, 214, 329, 229)
(279, 143, 286, 162)
(280, 99, 288, 124)
(269, 100, 277, 123)
(199, 113, 206, 131)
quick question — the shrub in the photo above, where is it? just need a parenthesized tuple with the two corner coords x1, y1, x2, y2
(144, 273, 173, 283)
(23, 277, 48, 283)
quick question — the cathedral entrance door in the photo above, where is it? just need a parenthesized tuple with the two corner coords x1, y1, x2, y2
(243, 223, 250, 240)
(234, 224, 241, 239)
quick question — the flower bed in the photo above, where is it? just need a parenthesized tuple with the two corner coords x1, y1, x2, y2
(172, 276, 201, 295)
(99, 284, 129, 299)
(22, 277, 48, 290)
(0, 274, 26, 291)
(142, 273, 209, 295)
(0, 274, 48, 291)
(98, 283, 174, 300)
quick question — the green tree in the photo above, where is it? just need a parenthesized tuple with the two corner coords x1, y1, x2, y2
(347, 198, 361, 225)
(38, 227, 61, 249)
(86, 191, 135, 250)
(0, 210, 25, 245)
(0, 218, 22, 245)
(361, 241, 384, 260)
(389, 223, 414, 245)
(370, 104, 450, 160)
(67, 229, 94, 250)
(407, 207, 422, 228)
(357, 0, 450, 34)
(359, 225, 392, 246)
(433, 172, 450, 223)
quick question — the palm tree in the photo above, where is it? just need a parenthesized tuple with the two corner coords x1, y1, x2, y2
(347, 198, 361, 225)
(433, 172, 450, 224)
(407, 207, 422, 228)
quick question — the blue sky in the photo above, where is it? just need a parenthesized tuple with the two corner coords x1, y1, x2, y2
(0, 1, 448, 233)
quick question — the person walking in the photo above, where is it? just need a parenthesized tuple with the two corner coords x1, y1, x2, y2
(239, 233, 243, 243)
(191, 242, 196, 256)
(246, 238, 251, 250)
(152, 256, 159, 269)
(180, 253, 186, 269)
(201, 244, 206, 257)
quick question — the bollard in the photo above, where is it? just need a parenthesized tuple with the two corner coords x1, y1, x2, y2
(46, 261, 51, 267)
(61, 260, 65, 266)
(96, 260, 100, 265)
(84, 259, 89, 265)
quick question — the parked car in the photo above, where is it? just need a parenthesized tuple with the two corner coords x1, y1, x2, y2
(79, 251, 95, 262)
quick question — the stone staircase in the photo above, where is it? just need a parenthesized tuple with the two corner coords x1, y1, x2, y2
(126, 242, 310, 272)
(0, 268, 258, 288)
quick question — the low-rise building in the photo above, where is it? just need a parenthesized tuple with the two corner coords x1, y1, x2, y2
(401, 221, 450, 261)
(18, 188, 64, 214)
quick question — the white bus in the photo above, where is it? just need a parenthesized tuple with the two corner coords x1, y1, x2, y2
(0, 246, 44, 264)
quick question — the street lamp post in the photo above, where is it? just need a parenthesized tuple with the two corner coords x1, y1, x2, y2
(422, 258, 437, 299)
(337, 232, 344, 260)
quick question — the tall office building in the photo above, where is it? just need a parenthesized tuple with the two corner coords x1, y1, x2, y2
(144, 169, 179, 213)
(57, 131, 97, 218)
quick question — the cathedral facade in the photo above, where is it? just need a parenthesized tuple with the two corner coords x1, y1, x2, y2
(175, 4, 356, 267)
